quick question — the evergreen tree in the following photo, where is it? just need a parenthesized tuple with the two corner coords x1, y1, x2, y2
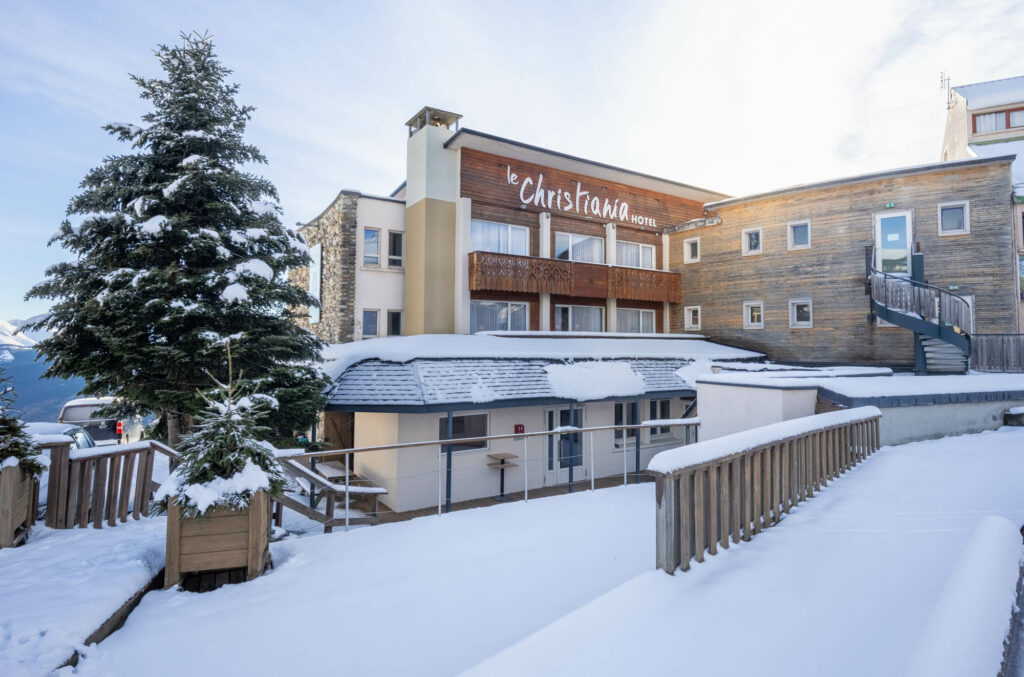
(154, 342, 285, 518)
(27, 32, 326, 446)
(0, 360, 43, 476)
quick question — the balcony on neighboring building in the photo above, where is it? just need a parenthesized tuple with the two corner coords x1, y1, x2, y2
(467, 251, 681, 304)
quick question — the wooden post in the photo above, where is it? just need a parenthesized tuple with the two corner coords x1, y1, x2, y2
(707, 464, 718, 556)
(693, 468, 705, 564)
(44, 442, 71, 529)
(679, 471, 693, 571)
(164, 499, 181, 589)
(751, 451, 762, 534)
(742, 456, 752, 542)
(0, 465, 36, 548)
(246, 491, 269, 580)
(720, 460, 731, 550)
(654, 474, 679, 574)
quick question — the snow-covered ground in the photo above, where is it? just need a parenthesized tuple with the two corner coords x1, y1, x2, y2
(6, 427, 1023, 676)
(0, 519, 165, 677)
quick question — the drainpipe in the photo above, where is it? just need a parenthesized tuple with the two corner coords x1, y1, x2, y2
(445, 410, 453, 513)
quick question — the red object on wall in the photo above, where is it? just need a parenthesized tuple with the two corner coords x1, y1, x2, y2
(514, 424, 525, 435)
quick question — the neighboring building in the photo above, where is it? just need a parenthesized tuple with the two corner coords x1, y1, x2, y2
(941, 74, 1024, 329)
(668, 156, 1019, 368)
(322, 333, 761, 513)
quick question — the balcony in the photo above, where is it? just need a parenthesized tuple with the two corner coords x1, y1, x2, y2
(467, 251, 682, 304)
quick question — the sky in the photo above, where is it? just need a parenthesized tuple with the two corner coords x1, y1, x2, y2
(1, 0, 1022, 321)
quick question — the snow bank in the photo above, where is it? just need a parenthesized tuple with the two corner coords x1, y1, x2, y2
(544, 362, 645, 401)
(647, 406, 881, 474)
(903, 515, 1024, 677)
(155, 459, 272, 514)
(321, 334, 764, 380)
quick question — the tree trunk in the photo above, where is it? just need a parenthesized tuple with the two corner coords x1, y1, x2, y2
(166, 411, 181, 449)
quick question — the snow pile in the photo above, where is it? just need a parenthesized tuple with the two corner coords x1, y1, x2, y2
(220, 283, 249, 303)
(155, 458, 273, 515)
(647, 406, 882, 474)
(161, 175, 187, 198)
(248, 200, 277, 215)
(544, 361, 645, 401)
(1008, 406, 1024, 415)
(0, 520, 164, 676)
(469, 378, 497, 403)
(137, 215, 167, 235)
(903, 515, 1024, 677)
(674, 357, 715, 387)
(234, 259, 273, 280)
(179, 154, 203, 166)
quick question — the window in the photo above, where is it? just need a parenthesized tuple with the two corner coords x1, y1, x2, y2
(742, 228, 762, 255)
(616, 240, 655, 269)
(438, 413, 488, 452)
(363, 228, 380, 266)
(1011, 110, 1024, 128)
(937, 201, 970, 236)
(683, 306, 701, 331)
(387, 310, 402, 336)
(683, 237, 700, 264)
(471, 219, 529, 256)
(471, 300, 528, 333)
(649, 399, 671, 436)
(788, 221, 811, 250)
(388, 231, 403, 267)
(361, 309, 379, 337)
(789, 299, 813, 328)
(614, 402, 638, 447)
(616, 308, 655, 333)
(555, 232, 604, 263)
(743, 301, 764, 329)
(975, 111, 1008, 134)
(554, 305, 604, 332)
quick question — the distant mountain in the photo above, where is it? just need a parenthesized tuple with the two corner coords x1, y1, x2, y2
(0, 316, 51, 348)
(1, 346, 85, 422)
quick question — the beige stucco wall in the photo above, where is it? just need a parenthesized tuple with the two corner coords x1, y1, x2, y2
(352, 412, 400, 504)
(404, 198, 456, 335)
(941, 92, 971, 162)
(696, 382, 818, 440)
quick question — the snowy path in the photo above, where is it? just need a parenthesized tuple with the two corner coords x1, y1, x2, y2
(71, 483, 655, 676)
(463, 427, 1024, 677)
(0, 519, 165, 677)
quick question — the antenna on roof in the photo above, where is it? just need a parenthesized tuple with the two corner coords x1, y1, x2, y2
(940, 71, 953, 109)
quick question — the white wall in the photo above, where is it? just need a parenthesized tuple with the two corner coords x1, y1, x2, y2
(355, 197, 406, 338)
(406, 124, 458, 205)
(353, 398, 693, 513)
(878, 400, 1024, 446)
(697, 382, 818, 440)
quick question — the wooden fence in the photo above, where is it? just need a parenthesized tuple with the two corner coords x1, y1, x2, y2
(45, 440, 178, 529)
(972, 334, 1024, 372)
(649, 408, 881, 574)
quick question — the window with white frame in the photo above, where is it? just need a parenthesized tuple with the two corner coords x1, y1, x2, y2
(683, 236, 700, 264)
(438, 413, 488, 452)
(361, 309, 379, 337)
(743, 301, 764, 329)
(555, 232, 605, 263)
(616, 308, 655, 333)
(388, 231, 404, 267)
(788, 221, 811, 250)
(684, 306, 701, 331)
(789, 299, 813, 328)
(554, 304, 603, 332)
(471, 219, 529, 256)
(614, 401, 638, 447)
(616, 240, 655, 269)
(470, 300, 528, 333)
(649, 399, 671, 436)
(742, 227, 763, 255)
(363, 228, 380, 266)
(938, 201, 970, 235)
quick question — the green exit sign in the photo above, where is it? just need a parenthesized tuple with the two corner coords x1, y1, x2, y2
(885, 202, 895, 208)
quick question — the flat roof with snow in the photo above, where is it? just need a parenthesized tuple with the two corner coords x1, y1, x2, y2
(323, 334, 763, 413)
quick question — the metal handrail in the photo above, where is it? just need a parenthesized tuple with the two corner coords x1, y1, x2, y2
(866, 246, 974, 335)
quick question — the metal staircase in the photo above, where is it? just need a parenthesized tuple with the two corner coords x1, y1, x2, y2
(867, 248, 973, 374)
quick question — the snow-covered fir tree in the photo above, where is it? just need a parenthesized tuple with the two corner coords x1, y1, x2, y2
(27, 32, 326, 446)
(154, 342, 285, 518)
(0, 362, 43, 476)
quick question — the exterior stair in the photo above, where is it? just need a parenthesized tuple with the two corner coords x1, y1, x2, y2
(919, 336, 969, 374)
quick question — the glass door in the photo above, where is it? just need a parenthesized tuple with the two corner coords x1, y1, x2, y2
(874, 211, 913, 276)
(545, 406, 585, 485)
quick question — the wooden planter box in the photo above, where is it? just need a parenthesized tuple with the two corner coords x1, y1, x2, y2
(0, 464, 38, 548)
(164, 491, 270, 589)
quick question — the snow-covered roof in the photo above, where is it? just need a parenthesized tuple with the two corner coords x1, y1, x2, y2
(953, 75, 1024, 110)
(969, 138, 1024, 190)
(324, 334, 763, 412)
(62, 396, 114, 407)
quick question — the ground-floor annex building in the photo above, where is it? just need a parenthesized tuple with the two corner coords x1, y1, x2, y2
(291, 104, 1024, 513)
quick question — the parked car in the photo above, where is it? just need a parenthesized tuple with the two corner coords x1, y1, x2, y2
(23, 421, 97, 450)
(57, 397, 145, 446)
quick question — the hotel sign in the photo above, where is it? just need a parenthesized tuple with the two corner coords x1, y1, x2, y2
(506, 165, 658, 228)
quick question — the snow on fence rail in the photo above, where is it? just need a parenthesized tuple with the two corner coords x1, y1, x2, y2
(45, 440, 179, 530)
(648, 407, 881, 574)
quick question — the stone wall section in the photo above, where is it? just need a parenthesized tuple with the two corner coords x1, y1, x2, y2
(290, 190, 359, 344)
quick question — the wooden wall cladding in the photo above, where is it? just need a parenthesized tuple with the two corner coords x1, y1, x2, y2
(670, 162, 1016, 365)
(460, 148, 704, 232)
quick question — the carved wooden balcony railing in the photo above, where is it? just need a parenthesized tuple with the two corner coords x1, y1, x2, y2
(467, 251, 682, 304)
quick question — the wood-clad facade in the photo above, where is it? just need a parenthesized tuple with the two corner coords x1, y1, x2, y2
(669, 159, 1018, 365)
